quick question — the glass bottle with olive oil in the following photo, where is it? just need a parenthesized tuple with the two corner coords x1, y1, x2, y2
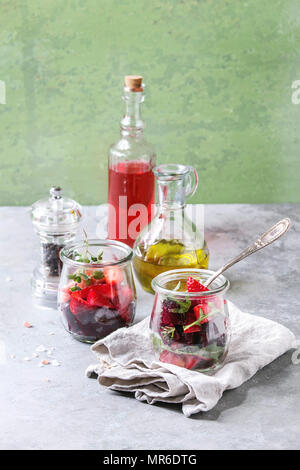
(133, 164, 209, 293)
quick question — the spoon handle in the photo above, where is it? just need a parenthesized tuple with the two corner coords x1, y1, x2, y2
(205, 218, 291, 288)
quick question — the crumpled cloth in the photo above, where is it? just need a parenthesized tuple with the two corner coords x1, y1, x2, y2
(86, 301, 296, 417)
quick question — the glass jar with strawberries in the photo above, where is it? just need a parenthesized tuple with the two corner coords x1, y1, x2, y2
(150, 269, 230, 372)
(58, 237, 136, 343)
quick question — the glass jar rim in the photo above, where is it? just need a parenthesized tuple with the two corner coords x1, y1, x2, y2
(151, 268, 230, 297)
(153, 163, 190, 179)
(60, 239, 133, 268)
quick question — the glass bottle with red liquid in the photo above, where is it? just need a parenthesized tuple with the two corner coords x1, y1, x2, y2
(108, 75, 156, 247)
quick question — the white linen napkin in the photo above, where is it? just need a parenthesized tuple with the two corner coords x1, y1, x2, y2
(86, 301, 296, 417)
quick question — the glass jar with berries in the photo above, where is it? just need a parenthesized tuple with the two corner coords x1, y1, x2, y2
(31, 186, 83, 308)
(58, 237, 136, 343)
(150, 269, 230, 372)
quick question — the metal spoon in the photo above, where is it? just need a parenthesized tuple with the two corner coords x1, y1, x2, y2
(205, 218, 291, 288)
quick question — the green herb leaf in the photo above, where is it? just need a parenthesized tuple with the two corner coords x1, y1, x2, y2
(161, 326, 176, 339)
(79, 272, 89, 280)
(70, 286, 81, 292)
(71, 231, 104, 264)
(167, 295, 191, 314)
(152, 334, 163, 352)
(83, 229, 88, 243)
(93, 270, 104, 280)
(183, 309, 216, 332)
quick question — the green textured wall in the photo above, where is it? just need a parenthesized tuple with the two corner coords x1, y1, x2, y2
(0, 0, 300, 205)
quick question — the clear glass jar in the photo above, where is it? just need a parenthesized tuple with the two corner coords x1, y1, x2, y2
(31, 186, 82, 308)
(133, 164, 209, 293)
(58, 240, 136, 343)
(150, 269, 230, 372)
(107, 75, 156, 247)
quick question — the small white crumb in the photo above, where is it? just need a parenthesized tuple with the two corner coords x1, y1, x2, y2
(5, 276, 12, 282)
(36, 345, 46, 353)
(51, 360, 60, 367)
(10, 354, 16, 359)
(46, 350, 53, 357)
(24, 357, 31, 361)
(33, 352, 39, 358)
(49, 332, 55, 336)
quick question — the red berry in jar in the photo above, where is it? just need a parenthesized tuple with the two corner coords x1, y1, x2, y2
(151, 269, 230, 372)
(58, 239, 136, 343)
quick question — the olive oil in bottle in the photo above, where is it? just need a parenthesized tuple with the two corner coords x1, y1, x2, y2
(133, 164, 209, 293)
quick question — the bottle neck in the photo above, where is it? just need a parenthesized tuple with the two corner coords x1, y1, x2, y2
(121, 90, 145, 137)
(157, 178, 186, 210)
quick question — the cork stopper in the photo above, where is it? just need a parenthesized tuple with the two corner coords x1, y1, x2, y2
(124, 75, 143, 92)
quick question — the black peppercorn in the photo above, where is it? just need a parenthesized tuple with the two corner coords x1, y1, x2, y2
(41, 243, 64, 277)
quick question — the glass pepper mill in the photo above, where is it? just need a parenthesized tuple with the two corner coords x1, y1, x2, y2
(31, 186, 82, 308)
(107, 75, 156, 248)
(133, 164, 209, 293)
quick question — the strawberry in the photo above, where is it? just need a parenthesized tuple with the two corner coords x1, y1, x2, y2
(200, 294, 223, 310)
(104, 267, 123, 285)
(183, 323, 202, 333)
(186, 277, 209, 293)
(90, 283, 116, 301)
(159, 350, 185, 368)
(194, 302, 211, 321)
(70, 285, 114, 309)
(184, 354, 212, 370)
(70, 296, 94, 315)
(185, 354, 214, 370)
(184, 355, 201, 370)
(182, 309, 202, 334)
(71, 286, 91, 301)
(86, 288, 114, 309)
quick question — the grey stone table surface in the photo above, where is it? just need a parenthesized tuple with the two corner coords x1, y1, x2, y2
(0, 204, 299, 450)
